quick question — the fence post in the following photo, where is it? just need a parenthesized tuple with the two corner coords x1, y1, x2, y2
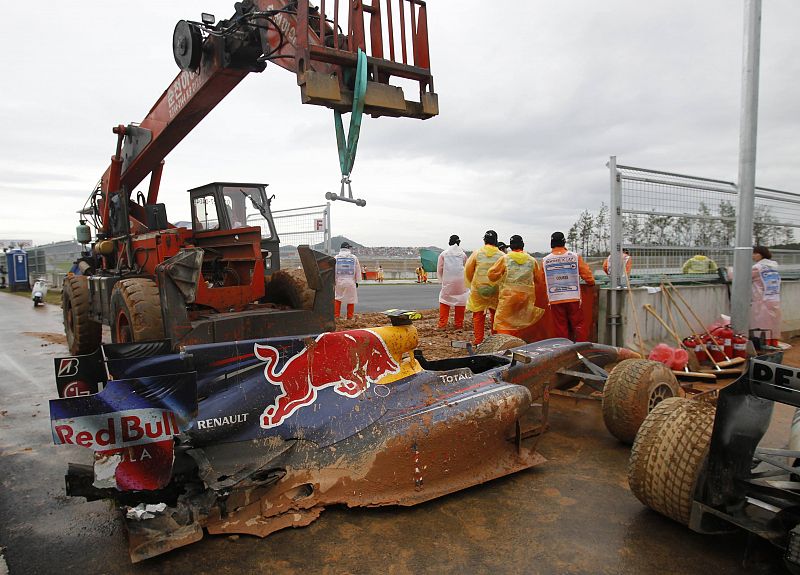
(608, 156, 623, 346)
(731, 0, 762, 335)
(324, 202, 332, 255)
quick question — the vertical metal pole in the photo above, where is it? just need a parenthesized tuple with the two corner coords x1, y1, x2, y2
(608, 156, 623, 346)
(731, 0, 762, 335)
(324, 202, 332, 255)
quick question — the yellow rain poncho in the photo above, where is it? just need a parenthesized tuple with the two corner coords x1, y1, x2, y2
(488, 251, 544, 331)
(464, 245, 503, 312)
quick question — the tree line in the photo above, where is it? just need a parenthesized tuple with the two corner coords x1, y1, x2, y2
(566, 201, 795, 256)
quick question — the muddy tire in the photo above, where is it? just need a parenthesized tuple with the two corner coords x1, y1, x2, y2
(110, 278, 165, 344)
(628, 397, 715, 525)
(62, 275, 102, 355)
(602, 359, 680, 444)
(264, 268, 315, 311)
(475, 334, 526, 354)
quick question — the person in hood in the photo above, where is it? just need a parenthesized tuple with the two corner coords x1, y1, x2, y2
(682, 254, 718, 274)
(334, 242, 360, 319)
(437, 235, 469, 329)
(751, 246, 781, 340)
(542, 231, 596, 341)
(488, 235, 544, 339)
(464, 230, 504, 345)
(602, 248, 632, 276)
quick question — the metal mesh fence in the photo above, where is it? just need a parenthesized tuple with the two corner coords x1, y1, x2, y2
(611, 163, 800, 275)
(27, 240, 83, 290)
(272, 203, 331, 264)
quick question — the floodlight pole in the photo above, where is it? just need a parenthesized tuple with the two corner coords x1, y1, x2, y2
(731, 0, 762, 335)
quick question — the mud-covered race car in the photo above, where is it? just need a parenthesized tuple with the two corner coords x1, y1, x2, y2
(49, 312, 637, 562)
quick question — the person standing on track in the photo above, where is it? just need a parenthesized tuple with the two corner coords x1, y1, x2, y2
(334, 242, 360, 319)
(488, 234, 543, 339)
(437, 235, 469, 330)
(464, 230, 504, 345)
(751, 245, 781, 341)
(542, 231, 595, 341)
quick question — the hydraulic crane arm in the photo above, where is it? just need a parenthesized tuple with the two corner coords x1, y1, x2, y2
(99, 0, 438, 234)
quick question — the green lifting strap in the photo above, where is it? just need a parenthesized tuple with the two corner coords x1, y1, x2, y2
(335, 48, 368, 178)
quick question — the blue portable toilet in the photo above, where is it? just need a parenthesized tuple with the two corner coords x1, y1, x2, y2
(6, 247, 29, 292)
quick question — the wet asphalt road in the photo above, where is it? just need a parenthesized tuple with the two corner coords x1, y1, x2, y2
(354, 282, 440, 313)
(0, 290, 791, 574)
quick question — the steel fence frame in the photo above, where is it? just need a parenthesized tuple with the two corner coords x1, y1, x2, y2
(606, 156, 800, 345)
(272, 202, 331, 256)
(608, 157, 800, 285)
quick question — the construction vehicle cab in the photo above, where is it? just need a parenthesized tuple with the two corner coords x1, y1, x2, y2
(189, 182, 280, 272)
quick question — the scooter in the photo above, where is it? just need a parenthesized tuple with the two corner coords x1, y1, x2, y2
(31, 277, 48, 306)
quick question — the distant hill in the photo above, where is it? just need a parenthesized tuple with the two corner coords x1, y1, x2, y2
(329, 235, 366, 251)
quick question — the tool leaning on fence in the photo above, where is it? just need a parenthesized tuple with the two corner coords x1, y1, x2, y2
(663, 280, 746, 368)
(661, 282, 744, 376)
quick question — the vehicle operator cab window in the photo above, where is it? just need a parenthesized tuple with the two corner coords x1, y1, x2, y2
(222, 186, 277, 240)
(193, 195, 220, 231)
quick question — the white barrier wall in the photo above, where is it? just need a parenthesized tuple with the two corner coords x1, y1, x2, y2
(597, 280, 799, 349)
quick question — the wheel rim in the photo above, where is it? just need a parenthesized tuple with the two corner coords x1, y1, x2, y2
(648, 383, 675, 412)
(116, 311, 133, 343)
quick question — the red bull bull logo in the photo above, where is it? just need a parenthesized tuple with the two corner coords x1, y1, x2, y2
(255, 329, 400, 429)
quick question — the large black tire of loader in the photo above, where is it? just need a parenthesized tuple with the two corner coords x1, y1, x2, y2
(264, 269, 315, 311)
(110, 278, 165, 344)
(62, 275, 102, 355)
(628, 397, 716, 525)
(602, 359, 680, 444)
(475, 334, 526, 354)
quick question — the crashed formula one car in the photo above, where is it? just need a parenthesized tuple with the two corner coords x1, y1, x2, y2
(50, 312, 636, 562)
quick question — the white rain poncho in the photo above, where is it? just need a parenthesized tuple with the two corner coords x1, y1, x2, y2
(334, 248, 361, 305)
(751, 258, 781, 338)
(437, 244, 469, 307)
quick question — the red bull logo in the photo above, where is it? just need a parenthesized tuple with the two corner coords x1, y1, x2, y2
(255, 329, 400, 429)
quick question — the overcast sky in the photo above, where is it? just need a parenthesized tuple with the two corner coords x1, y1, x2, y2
(1, 1, 798, 253)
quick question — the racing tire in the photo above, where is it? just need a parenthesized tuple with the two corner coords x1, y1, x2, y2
(475, 334, 526, 354)
(628, 397, 715, 525)
(264, 268, 315, 311)
(62, 275, 102, 355)
(602, 359, 680, 444)
(110, 278, 165, 344)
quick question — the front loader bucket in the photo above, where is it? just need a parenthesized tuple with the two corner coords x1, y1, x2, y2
(157, 246, 335, 348)
(297, 244, 335, 322)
